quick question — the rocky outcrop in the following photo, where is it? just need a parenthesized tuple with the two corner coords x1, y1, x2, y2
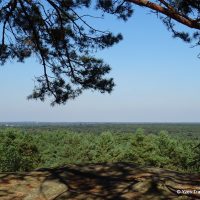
(0, 163, 199, 200)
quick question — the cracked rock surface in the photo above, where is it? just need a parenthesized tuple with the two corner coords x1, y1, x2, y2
(0, 162, 199, 200)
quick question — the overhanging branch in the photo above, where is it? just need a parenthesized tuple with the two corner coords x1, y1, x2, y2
(126, 0, 200, 29)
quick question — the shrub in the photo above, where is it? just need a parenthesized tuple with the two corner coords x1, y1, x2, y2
(0, 130, 41, 172)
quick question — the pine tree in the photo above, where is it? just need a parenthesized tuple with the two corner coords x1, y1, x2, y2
(1, 1, 200, 104)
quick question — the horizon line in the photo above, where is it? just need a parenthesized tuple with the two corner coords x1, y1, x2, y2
(1, 121, 200, 124)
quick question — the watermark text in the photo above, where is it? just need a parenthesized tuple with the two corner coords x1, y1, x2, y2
(177, 189, 200, 195)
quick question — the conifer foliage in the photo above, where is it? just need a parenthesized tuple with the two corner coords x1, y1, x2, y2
(0, 0, 133, 105)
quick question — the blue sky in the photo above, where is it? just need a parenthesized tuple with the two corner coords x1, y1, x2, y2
(0, 5, 200, 122)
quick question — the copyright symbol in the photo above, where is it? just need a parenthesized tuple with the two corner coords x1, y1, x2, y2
(177, 190, 181, 194)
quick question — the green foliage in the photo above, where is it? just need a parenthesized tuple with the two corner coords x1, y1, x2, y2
(0, 129, 41, 172)
(91, 132, 125, 162)
(0, 126, 199, 172)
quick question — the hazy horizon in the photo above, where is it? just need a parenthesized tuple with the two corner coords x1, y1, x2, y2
(1, 121, 200, 124)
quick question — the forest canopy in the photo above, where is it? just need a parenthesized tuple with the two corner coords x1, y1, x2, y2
(0, 0, 200, 105)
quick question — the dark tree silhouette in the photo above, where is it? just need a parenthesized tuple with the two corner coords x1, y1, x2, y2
(0, 0, 200, 105)
(0, 0, 132, 105)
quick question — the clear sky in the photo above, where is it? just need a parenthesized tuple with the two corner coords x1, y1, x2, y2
(0, 5, 200, 122)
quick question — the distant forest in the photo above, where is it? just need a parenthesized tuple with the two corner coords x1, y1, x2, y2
(0, 123, 199, 172)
